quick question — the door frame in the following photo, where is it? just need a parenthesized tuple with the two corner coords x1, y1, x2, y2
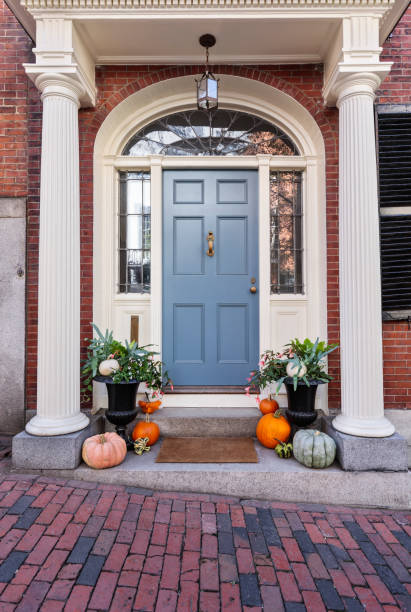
(93, 75, 327, 411)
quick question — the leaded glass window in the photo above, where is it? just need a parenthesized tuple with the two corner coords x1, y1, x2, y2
(123, 109, 299, 157)
(119, 172, 151, 293)
(270, 171, 303, 294)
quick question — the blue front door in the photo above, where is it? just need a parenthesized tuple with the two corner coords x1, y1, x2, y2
(163, 170, 259, 386)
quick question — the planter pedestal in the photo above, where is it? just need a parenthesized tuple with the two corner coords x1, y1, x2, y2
(95, 377, 140, 449)
(284, 380, 322, 427)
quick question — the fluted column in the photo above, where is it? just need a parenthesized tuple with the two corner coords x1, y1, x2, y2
(25, 74, 89, 435)
(332, 74, 394, 438)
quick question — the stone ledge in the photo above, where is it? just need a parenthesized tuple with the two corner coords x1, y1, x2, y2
(12, 415, 104, 470)
(323, 417, 408, 472)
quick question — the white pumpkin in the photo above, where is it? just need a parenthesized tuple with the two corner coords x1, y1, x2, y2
(293, 429, 336, 468)
(286, 362, 307, 378)
(99, 359, 120, 376)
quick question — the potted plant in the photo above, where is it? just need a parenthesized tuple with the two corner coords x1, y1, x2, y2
(82, 325, 170, 448)
(247, 338, 338, 426)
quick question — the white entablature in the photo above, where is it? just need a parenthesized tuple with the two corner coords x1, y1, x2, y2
(8, 0, 407, 96)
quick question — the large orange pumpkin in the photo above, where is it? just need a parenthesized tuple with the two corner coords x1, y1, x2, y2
(256, 411, 291, 449)
(132, 421, 160, 446)
(259, 397, 279, 415)
(82, 432, 127, 469)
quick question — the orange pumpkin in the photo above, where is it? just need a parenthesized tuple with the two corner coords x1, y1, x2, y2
(138, 399, 162, 414)
(256, 411, 291, 449)
(259, 397, 279, 415)
(132, 420, 160, 446)
(82, 432, 127, 469)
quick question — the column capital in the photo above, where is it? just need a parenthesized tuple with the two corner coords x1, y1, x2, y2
(28, 71, 85, 107)
(23, 17, 96, 107)
(323, 64, 392, 107)
(24, 66, 95, 107)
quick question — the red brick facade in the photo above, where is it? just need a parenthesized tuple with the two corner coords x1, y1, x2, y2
(0, 0, 409, 414)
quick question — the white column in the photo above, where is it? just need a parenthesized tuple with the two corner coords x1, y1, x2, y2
(332, 73, 394, 438)
(26, 74, 89, 435)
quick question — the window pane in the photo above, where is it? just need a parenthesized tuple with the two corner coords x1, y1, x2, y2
(270, 171, 303, 294)
(123, 109, 299, 157)
(119, 172, 151, 294)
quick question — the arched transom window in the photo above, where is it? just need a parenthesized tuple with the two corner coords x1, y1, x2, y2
(123, 109, 299, 157)
(119, 109, 302, 296)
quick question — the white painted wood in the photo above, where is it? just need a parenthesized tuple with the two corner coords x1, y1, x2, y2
(25, 75, 89, 435)
(257, 156, 271, 355)
(332, 73, 395, 438)
(150, 156, 163, 360)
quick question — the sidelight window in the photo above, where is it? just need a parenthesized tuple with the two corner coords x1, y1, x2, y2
(270, 171, 303, 294)
(118, 172, 151, 294)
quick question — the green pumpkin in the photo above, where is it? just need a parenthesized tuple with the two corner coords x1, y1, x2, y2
(293, 429, 336, 468)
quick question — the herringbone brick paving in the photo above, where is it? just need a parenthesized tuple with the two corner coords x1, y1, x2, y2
(0, 473, 410, 611)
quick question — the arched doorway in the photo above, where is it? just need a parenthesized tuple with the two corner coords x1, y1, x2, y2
(93, 75, 327, 406)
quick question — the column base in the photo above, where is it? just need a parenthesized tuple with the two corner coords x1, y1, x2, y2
(332, 412, 395, 438)
(13, 415, 103, 470)
(25, 411, 90, 436)
(324, 417, 407, 471)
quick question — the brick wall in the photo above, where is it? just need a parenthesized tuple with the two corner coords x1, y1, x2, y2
(0, 0, 32, 196)
(377, 6, 411, 410)
(14, 5, 409, 413)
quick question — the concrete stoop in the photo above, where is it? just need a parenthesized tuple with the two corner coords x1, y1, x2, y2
(11, 441, 410, 509)
(11, 402, 410, 509)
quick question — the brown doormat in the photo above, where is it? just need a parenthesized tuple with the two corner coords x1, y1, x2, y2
(156, 437, 258, 463)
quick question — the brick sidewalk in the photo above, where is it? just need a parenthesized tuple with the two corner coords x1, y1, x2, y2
(0, 474, 410, 611)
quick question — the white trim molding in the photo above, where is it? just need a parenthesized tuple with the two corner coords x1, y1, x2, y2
(93, 75, 328, 412)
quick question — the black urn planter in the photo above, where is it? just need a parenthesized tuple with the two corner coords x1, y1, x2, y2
(94, 376, 140, 449)
(284, 379, 323, 427)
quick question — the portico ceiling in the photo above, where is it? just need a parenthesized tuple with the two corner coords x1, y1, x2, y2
(6, 0, 409, 66)
(79, 18, 337, 65)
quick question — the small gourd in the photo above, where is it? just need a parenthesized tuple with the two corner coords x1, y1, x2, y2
(293, 429, 336, 468)
(99, 359, 120, 376)
(286, 362, 307, 378)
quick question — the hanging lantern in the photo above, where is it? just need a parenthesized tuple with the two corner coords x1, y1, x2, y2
(196, 34, 219, 111)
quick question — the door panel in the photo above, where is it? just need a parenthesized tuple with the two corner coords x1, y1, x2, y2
(163, 170, 258, 386)
(173, 217, 204, 275)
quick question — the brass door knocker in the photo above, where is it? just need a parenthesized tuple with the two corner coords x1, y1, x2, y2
(206, 231, 215, 257)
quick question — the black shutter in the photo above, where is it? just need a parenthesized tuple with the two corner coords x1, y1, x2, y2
(377, 109, 411, 319)
(378, 113, 411, 209)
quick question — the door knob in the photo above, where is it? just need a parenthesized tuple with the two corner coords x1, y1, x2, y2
(250, 286, 257, 294)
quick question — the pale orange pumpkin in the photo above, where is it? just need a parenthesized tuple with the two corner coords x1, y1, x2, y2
(259, 396, 279, 415)
(82, 432, 127, 469)
(256, 411, 291, 449)
(132, 420, 160, 446)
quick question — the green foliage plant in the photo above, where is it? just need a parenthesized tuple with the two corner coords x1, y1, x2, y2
(82, 324, 171, 399)
(247, 337, 338, 394)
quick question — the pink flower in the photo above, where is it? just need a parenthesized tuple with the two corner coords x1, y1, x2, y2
(170, 383, 174, 391)
(245, 386, 250, 396)
(247, 376, 252, 382)
(255, 395, 260, 405)
(259, 360, 265, 367)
